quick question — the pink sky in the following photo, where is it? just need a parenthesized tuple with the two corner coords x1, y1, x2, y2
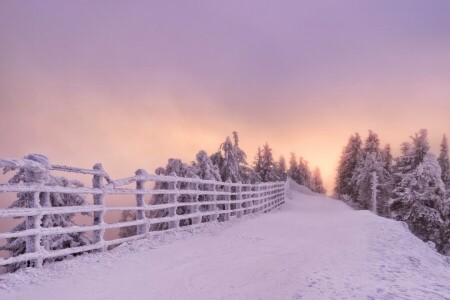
(1, 1, 449, 192)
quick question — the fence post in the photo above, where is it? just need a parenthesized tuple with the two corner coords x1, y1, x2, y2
(235, 183, 243, 218)
(192, 179, 201, 225)
(211, 183, 219, 222)
(168, 176, 179, 229)
(135, 169, 148, 235)
(223, 180, 231, 221)
(92, 163, 106, 250)
(25, 191, 41, 268)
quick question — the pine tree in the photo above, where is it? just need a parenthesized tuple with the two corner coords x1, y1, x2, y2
(311, 167, 326, 194)
(0, 154, 92, 272)
(219, 136, 241, 182)
(192, 150, 222, 181)
(353, 131, 389, 211)
(288, 153, 301, 183)
(334, 133, 362, 200)
(274, 156, 287, 181)
(438, 134, 450, 188)
(253, 147, 263, 176)
(389, 129, 446, 250)
(298, 157, 311, 187)
(258, 143, 277, 182)
(192, 150, 222, 222)
(379, 143, 394, 216)
(437, 135, 450, 254)
(381, 144, 393, 174)
(214, 132, 255, 183)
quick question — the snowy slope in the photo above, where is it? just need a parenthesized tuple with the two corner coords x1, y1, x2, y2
(1, 190, 450, 299)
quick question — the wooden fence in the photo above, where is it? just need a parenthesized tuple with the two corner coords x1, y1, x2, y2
(0, 157, 286, 271)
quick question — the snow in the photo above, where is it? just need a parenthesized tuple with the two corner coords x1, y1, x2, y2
(1, 190, 450, 299)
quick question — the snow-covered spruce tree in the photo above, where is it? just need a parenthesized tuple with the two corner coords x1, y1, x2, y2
(158, 159, 196, 228)
(381, 144, 393, 174)
(274, 155, 288, 181)
(437, 135, 450, 254)
(389, 129, 446, 250)
(192, 150, 222, 182)
(253, 147, 263, 176)
(298, 157, 312, 188)
(288, 153, 301, 183)
(334, 133, 362, 200)
(438, 134, 450, 188)
(0, 154, 92, 272)
(311, 167, 326, 194)
(214, 131, 256, 183)
(379, 143, 394, 216)
(258, 143, 278, 182)
(192, 150, 222, 222)
(219, 136, 241, 183)
(352, 131, 390, 212)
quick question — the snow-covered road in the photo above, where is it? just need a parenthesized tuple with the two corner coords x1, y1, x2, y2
(1, 191, 450, 299)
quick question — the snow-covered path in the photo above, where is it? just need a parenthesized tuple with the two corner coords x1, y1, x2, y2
(1, 191, 450, 299)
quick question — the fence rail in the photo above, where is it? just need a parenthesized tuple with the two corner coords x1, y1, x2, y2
(0, 157, 286, 270)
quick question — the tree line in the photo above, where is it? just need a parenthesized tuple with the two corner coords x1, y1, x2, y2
(335, 129, 450, 254)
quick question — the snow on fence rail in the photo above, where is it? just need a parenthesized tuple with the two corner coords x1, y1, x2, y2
(0, 157, 286, 270)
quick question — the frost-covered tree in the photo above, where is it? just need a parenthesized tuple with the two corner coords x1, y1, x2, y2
(352, 131, 390, 212)
(389, 129, 446, 249)
(381, 144, 393, 174)
(334, 133, 362, 200)
(298, 157, 312, 187)
(214, 131, 253, 183)
(311, 167, 326, 194)
(288, 153, 301, 183)
(437, 135, 450, 254)
(157, 159, 196, 227)
(192, 150, 222, 222)
(253, 147, 263, 175)
(0, 154, 92, 272)
(274, 156, 287, 181)
(258, 143, 278, 182)
(192, 150, 222, 181)
(438, 134, 450, 188)
(219, 136, 241, 182)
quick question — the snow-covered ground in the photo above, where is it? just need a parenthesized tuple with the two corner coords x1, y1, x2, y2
(1, 190, 450, 299)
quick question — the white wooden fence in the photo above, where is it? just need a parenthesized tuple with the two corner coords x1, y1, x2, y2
(0, 157, 286, 271)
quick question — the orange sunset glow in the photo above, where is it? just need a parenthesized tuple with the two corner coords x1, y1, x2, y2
(1, 2, 449, 192)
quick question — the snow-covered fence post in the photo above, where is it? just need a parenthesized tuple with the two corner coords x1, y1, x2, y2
(92, 163, 106, 250)
(35, 192, 51, 267)
(168, 175, 179, 229)
(135, 169, 148, 235)
(25, 191, 42, 268)
(223, 180, 231, 221)
(211, 182, 220, 222)
(371, 171, 378, 215)
(243, 186, 252, 215)
(192, 178, 201, 225)
(23, 155, 52, 268)
(235, 183, 243, 218)
(252, 185, 260, 213)
(209, 183, 218, 222)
